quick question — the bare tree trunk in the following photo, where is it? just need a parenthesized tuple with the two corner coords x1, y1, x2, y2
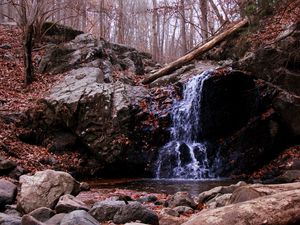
(208, 0, 225, 24)
(142, 18, 249, 84)
(117, 0, 125, 44)
(199, 0, 208, 41)
(23, 24, 34, 85)
(180, 0, 187, 55)
(152, 0, 159, 61)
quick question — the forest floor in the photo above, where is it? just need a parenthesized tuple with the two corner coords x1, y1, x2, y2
(0, 0, 299, 179)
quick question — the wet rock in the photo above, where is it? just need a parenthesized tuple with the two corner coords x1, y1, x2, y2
(89, 200, 125, 222)
(18, 170, 80, 213)
(228, 186, 265, 204)
(173, 206, 194, 214)
(44, 213, 66, 225)
(55, 194, 90, 213)
(0, 179, 17, 209)
(165, 192, 197, 209)
(113, 202, 159, 225)
(0, 213, 21, 225)
(60, 210, 99, 225)
(183, 189, 300, 225)
(29, 207, 55, 222)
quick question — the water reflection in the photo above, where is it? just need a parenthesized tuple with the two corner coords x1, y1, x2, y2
(87, 178, 238, 195)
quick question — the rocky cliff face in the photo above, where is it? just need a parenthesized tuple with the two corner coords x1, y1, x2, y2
(25, 33, 167, 177)
(24, 21, 299, 179)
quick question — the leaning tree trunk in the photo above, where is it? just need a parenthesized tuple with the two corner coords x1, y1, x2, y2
(23, 24, 34, 85)
(142, 18, 248, 85)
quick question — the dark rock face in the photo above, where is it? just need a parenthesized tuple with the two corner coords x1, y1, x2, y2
(235, 22, 300, 139)
(199, 71, 257, 139)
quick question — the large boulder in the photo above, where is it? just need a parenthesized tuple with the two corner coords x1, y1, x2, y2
(0, 179, 17, 209)
(17, 170, 80, 213)
(38, 33, 148, 75)
(183, 189, 300, 225)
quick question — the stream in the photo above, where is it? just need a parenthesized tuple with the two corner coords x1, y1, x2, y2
(85, 178, 237, 195)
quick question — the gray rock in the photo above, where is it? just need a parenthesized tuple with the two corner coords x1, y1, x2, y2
(29, 207, 55, 222)
(18, 170, 80, 213)
(173, 206, 194, 214)
(198, 181, 247, 203)
(0, 213, 21, 225)
(165, 192, 196, 209)
(40, 66, 149, 168)
(21, 215, 44, 225)
(113, 202, 159, 225)
(60, 210, 99, 225)
(206, 193, 231, 209)
(229, 186, 265, 204)
(55, 194, 90, 213)
(160, 208, 179, 217)
(44, 213, 66, 225)
(137, 195, 158, 203)
(0, 179, 17, 209)
(89, 200, 125, 222)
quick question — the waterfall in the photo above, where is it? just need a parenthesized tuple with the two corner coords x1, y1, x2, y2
(156, 71, 215, 179)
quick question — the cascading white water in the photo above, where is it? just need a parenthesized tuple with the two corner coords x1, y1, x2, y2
(156, 71, 215, 179)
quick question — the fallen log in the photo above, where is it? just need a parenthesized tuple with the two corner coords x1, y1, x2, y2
(142, 18, 249, 85)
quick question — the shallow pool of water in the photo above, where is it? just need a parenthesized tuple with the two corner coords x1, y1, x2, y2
(86, 178, 238, 195)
